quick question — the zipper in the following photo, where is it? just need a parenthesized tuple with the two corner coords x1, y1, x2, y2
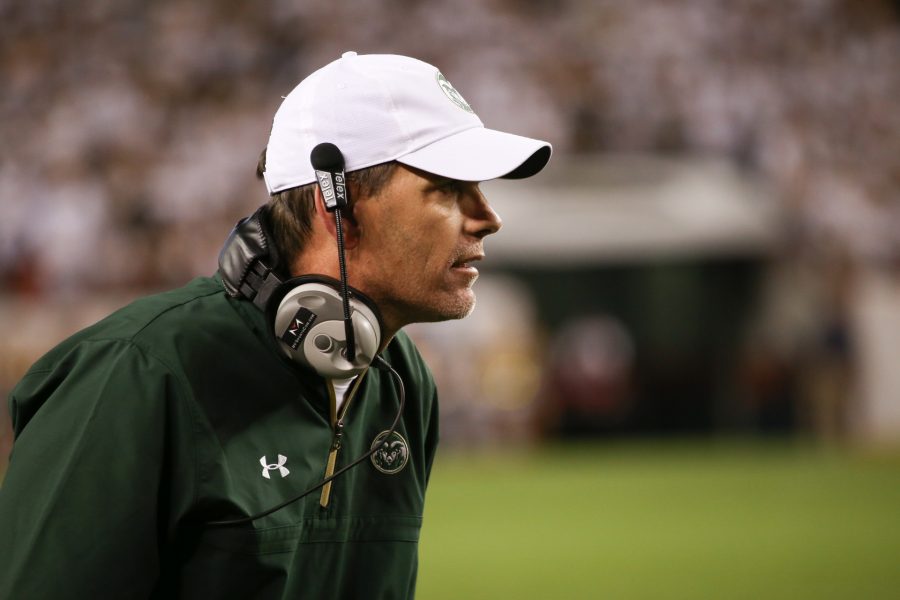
(319, 371, 368, 508)
(319, 419, 344, 508)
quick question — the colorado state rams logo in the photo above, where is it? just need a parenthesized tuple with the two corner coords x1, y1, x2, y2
(370, 430, 410, 475)
(436, 71, 474, 113)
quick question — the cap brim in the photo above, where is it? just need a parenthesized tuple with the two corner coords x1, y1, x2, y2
(396, 127, 552, 182)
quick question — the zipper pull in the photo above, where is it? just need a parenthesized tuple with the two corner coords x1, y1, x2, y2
(320, 420, 345, 508)
(332, 420, 344, 450)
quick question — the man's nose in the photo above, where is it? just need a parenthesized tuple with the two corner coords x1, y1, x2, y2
(466, 187, 502, 239)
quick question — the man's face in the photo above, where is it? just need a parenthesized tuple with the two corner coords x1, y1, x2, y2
(352, 164, 502, 333)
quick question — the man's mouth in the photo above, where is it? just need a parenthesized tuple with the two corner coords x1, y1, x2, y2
(451, 254, 484, 270)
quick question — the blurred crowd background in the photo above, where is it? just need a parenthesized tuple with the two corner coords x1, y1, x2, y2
(2, 0, 900, 467)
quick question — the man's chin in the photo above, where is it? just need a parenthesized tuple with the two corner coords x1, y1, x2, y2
(381, 289, 477, 331)
(420, 292, 477, 323)
(444, 301, 476, 321)
(446, 290, 477, 320)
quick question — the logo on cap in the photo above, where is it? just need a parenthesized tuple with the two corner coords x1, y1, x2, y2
(436, 72, 474, 113)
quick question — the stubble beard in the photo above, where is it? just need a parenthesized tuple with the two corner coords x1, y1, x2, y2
(377, 280, 478, 334)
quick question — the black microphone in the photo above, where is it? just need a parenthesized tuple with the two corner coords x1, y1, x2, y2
(311, 142, 349, 211)
(310, 142, 356, 362)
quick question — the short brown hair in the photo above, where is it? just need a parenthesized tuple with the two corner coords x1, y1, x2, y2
(256, 148, 396, 268)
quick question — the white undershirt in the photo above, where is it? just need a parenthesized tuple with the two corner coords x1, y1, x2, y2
(331, 377, 357, 413)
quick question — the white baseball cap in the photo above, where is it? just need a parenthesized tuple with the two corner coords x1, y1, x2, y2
(263, 52, 552, 194)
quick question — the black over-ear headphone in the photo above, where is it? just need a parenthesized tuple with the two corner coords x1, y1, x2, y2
(217, 205, 383, 379)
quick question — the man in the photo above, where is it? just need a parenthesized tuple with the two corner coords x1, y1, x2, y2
(0, 52, 550, 598)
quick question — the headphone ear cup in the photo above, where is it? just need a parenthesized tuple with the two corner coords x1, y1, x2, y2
(272, 280, 382, 378)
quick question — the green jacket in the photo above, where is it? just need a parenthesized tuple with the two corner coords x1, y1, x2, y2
(0, 276, 439, 599)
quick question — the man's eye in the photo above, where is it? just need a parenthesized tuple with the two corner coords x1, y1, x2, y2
(438, 180, 463, 194)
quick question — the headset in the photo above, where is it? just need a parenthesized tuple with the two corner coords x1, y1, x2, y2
(217, 204, 382, 379)
(218, 141, 383, 379)
(208, 143, 405, 526)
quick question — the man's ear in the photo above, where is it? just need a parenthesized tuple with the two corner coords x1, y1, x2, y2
(314, 185, 360, 248)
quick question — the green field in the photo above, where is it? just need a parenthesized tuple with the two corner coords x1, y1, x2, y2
(418, 440, 900, 599)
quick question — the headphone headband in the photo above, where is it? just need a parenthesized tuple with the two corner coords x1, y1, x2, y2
(218, 206, 283, 310)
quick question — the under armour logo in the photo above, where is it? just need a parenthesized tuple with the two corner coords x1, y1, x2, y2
(260, 454, 290, 479)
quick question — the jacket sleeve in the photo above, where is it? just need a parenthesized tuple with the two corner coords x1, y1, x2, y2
(0, 339, 196, 599)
